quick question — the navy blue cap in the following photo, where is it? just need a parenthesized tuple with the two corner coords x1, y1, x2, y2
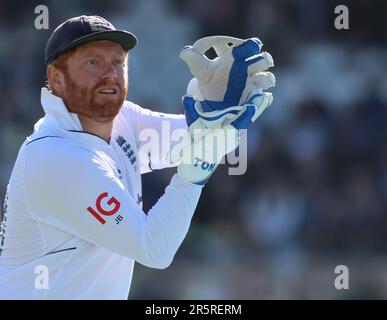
(45, 15, 137, 65)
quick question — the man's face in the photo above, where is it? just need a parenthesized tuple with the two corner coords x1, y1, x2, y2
(55, 40, 128, 123)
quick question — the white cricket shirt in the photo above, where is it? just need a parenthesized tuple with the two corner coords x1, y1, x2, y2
(0, 88, 202, 299)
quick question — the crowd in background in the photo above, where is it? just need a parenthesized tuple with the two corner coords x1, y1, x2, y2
(1, 0, 387, 299)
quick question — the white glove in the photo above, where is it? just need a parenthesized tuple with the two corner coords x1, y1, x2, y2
(174, 94, 266, 186)
(174, 35, 276, 185)
(180, 35, 274, 113)
(186, 72, 275, 130)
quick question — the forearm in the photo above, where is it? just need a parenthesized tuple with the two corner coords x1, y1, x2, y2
(140, 174, 202, 268)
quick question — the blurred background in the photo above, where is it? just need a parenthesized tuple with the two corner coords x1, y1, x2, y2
(1, 0, 387, 299)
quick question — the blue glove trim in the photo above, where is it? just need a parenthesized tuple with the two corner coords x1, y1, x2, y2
(197, 107, 239, 121)
(247, 93, 263, 104)
(201, 38, 263, 112)
(231, 103, 256, 130)
(192, 177, 210, 186)
(182, 96, 199, 127)
(183, 95, 240, 126)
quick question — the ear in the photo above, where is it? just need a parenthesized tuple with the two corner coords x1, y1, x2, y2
(47, 64, 66, 95)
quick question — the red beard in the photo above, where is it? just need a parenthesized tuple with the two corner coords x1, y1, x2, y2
(62, 73, 127, 123)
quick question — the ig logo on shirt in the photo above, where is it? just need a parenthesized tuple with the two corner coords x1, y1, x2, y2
(87, 192, 122, 225)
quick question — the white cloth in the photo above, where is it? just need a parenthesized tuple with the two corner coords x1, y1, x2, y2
(0, 88, 202, 300)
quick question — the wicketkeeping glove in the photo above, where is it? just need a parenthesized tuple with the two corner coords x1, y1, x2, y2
(180, 35, 274, 114)
(173, 94, 264, 186)
(173, 35, 276, 185)
(183, 72, 275, 133)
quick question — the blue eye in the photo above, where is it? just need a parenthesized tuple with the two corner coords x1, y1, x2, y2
(87, 59, 98, 65)
(113, 58, 124, 65)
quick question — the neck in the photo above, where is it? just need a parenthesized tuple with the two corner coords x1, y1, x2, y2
(77, 115, 113, 142)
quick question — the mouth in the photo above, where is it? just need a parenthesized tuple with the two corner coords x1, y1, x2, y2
(97, 87, 119, 95)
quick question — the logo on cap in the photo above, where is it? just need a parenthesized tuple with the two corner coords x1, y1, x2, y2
(88, 16, 114, 32)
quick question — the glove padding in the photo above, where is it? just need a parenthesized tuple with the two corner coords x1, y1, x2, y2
(174, 35, 275, 185)
(173, 95, 266, 185)
(180, 35, 274, 112)
(186, 72, 274, 130)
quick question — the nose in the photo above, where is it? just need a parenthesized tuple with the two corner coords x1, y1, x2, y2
(102, 62, 118, 80)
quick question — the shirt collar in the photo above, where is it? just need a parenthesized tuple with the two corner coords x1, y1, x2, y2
(39, 87, 111, 146)
(40, 87, 83, 131)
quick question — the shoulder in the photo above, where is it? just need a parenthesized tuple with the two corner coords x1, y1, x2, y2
(23, 136, 119, 201)
(118, 100, 183, 123)
(115, 100, 158, 136)
(24, 135, 97, 176)
(119, 100, 143, 117)
(119, 100, 166, 119)
(114, 100, 142, 127)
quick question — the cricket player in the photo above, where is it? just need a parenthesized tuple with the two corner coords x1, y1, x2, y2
(0, 15, 275, 299)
